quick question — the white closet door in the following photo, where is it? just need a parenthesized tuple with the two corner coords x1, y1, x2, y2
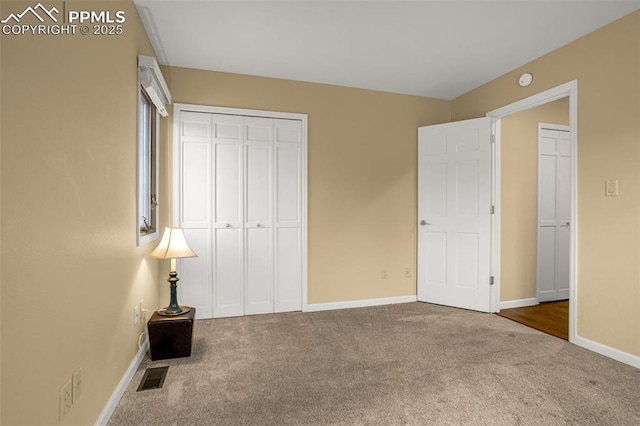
(244, 117, 274, 315)
(537, 126, 571, 302)
(274, 119, 302, 312)
(177, 107, 305, 320)
(212, 114, 245, 318)
(178, 112, 213, 318)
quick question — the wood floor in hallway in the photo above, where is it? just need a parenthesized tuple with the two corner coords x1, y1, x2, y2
(496, 300, 569, 340)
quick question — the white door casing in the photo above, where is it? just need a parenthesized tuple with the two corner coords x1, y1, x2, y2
(487, 80, 578, 343)
(417, 117, 493, 312)
(537, 124, 571, 302)
(174, 105, 307, 320)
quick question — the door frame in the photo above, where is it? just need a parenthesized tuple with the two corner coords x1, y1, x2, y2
(171, 103, 309, 313)
(486, 80, 578, 343)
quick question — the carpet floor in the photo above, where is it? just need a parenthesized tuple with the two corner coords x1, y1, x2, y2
(108, 302, 640, 425)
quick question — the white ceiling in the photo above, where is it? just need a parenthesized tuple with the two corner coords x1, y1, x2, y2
(134, 1, 640, 100)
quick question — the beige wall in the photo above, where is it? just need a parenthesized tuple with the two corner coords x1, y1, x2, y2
(452, 11, 640, 356)
(501, 100, 569, 301)
(161, 67, 451, 305)
(1, 1, 163, 424)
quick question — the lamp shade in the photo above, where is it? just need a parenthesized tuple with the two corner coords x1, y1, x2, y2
(150, 227, 197, 260)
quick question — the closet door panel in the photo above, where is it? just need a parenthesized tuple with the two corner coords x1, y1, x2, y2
(275, 146, 300, 224)
(212, 114, 244, 318)
(182, 142, 210, 225)
(215, 144, 243, 224)
(244, 117, 274, 314)
(179, 229, 212, 318)
(274, 227, 301, 312)
(245, 227, 273, 314)
(179, 112, 213, 319)
(214, 227, 244, 318)
(274, 119, 302, 311)
(213, 114, 243, 141)
(246, 144, 272, 223)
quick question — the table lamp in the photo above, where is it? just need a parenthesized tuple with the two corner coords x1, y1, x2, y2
(150, 227, 198, 316)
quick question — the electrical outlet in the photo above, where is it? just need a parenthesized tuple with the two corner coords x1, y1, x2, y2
(60, 379, 72, 419)
(72, 368, 82, 404)
(381, 269, 388, 280)
(134, 304, 141, 325)
(404, 267, 411, 278)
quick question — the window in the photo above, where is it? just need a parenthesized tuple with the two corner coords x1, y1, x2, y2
(137, 55, 171, 246)
(137, 88, 158, 244)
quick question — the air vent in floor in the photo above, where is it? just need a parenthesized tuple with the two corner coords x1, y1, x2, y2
(137, 366, 169, 391)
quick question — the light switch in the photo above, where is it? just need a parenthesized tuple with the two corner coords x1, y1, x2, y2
(605, 180, 619, 197)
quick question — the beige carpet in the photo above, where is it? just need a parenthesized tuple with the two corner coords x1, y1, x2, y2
(108, 302, 640, 425)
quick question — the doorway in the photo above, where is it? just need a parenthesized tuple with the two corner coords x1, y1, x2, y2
(487, 80, 578, 343)
(493, 106, 571, 338)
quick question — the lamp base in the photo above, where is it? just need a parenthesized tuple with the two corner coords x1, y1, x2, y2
(157, 305, 191, 316)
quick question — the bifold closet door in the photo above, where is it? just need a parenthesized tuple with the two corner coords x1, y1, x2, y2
(537, 126, 571, 302)
(177, 110, 303, 319)
(274, 119, 302, 312)
(178, 112, 214, 318)
(212, 114, 245, 318)
(244, 117, 274, 315)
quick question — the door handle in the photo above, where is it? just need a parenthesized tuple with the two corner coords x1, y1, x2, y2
(225, 223, 231, 228)
(257, 223, 262, 228)
(560, 221, 570, 227)
(419, 220, 430, 226)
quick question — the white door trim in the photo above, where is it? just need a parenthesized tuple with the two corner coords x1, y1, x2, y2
(172, 103, 309, 313)
(486, 80, 578, 343)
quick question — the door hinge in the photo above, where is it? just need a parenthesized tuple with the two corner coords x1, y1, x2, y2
(490, 134, 496, 144)
(489, 276, 495, 286)
(490, 205, 495, 214)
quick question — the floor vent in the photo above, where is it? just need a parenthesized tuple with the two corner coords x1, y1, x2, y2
(137, 366, 169, 391)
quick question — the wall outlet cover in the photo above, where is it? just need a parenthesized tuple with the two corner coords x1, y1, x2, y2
(60, 379, 72, 419)
(134, 304, 141, 325)
(605, 179, 619, 197)
(72, 368, 82, 404)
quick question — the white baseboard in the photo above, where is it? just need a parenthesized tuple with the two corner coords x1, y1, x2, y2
(304, 295, 417, 313)
(575, 335, 640, 370)
(95, 339, 149, 426)
(499, 297, 538, 310)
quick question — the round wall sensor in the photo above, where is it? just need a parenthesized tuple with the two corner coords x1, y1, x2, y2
(519, 73, 533, 87)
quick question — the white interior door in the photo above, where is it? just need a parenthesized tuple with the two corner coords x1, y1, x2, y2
(417, 117, 492, 312)
(537, 125, 571, 302)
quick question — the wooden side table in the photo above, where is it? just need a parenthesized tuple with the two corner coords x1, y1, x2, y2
(147, 308, 196, 361)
